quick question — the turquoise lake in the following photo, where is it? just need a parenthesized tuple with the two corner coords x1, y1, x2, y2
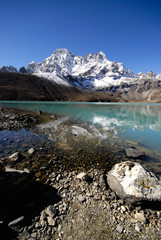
(1, 101, 161, 175)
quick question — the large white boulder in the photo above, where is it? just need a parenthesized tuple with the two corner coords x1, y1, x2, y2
(107, 161, 161, 204)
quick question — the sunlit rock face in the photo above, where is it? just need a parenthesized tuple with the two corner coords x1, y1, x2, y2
(26, 49, 161, 102)
(27, 48, 136, 89)
(107, 161, 161, 204)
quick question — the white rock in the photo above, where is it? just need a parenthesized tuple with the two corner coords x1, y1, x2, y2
(135, 223, 141, 232)
(107, 161, 161, 204)
(76, 172, 87, 180)
(116, 225, 124, 233)
(78, 195, 86, 202)
(8, 152, 24, 162)
(8, 216, 24, 226)
(28, 147, 35, 155)
(45, 205, 57, 218)
(121, 205, 126, 212)
(47, 217, 56, 226)
(134, 211, 146, 223)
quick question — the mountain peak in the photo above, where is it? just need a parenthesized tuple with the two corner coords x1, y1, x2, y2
(27, 48, 136, 88)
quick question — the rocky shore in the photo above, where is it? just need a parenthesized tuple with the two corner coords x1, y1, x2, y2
(0, 107, 38, 131)
(1, 107, 161, 239)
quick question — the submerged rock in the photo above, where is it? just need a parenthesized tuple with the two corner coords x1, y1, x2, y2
(28, 147, 35, 155)
(107, 161, 161, 204)
(8, 152, 25, 162)
(125, 147, 145, 158)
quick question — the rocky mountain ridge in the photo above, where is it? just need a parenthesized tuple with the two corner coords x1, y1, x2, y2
(1, 49, 160, 89)
(0, 49, 161, 102)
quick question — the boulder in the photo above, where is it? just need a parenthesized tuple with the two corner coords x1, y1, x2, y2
(107, 161, 161, 204)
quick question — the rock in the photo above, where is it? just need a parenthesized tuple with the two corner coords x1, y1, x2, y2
(78, 195, 86, 202)
(76, 172, 92, 182)
(19, 231, 30, 239)
(9, 115, 16, 120)
(110, 191, 117, 200)
(5, 167, 30, 174)
(125, 147, 145, 158)
(76, 172, 88, 180)
(107, 161, 161, 204)
(134, 211, 146, 223)
(36, 110, 42, 115)
(8, 152, 25, 162)
(28, 148, 35, 155)
(121, 205, 126, 212)
(99, 174, 107, 188)
(0, 160, 5, 172)
(8, 216, 24, 226)
(50, 115, 55, 119)
(58, 224, 62, 232)
(47, 217, 56, 226)
(45, 205, 57, 218)
(31, 232, 37, 238)
(116, 224, 124, 233)
(135, 223, 141, 232)
(76, 172, 86, 179)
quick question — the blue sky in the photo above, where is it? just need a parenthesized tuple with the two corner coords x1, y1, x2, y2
(0, 0, 161, 74)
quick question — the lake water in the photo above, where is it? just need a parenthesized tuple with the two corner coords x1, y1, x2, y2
(1, 101, 161, 176)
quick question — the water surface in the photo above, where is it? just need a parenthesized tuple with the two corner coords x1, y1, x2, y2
(1, 101, 161, 176)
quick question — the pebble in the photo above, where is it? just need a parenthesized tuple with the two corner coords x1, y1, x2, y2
(47, 217, 56, 226)
(45, 205, 57, 218)
(135, 223, 141, 232)
(78, 195, 86, 202)
(31, 232, 37, 238)
(116, 224, 124, 233)
(76, 172, 87, 180)
(121, 205, 126, 212)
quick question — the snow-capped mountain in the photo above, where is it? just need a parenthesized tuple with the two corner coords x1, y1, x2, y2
(27, 49, 137, 89)
(0, 49, 161, 100)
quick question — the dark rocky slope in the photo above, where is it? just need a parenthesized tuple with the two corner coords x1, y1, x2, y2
(0, 72, 117, 102)
(0, 72, 81, 101)
(0, 71, 161, 102)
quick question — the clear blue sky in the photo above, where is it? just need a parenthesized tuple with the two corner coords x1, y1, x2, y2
(0, 0, 161, 74)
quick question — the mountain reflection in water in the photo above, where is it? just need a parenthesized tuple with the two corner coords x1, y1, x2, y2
(1, 101, 161, 151)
